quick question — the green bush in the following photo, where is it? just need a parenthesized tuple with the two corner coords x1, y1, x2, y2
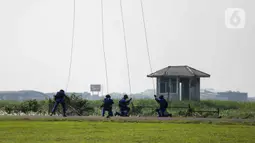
(48, 93, 94, 116)
(68, 93, 94, 116)
(1, 98, 255, 118)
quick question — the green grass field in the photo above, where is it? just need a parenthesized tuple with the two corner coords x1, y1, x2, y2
(1, 120, 255, 143)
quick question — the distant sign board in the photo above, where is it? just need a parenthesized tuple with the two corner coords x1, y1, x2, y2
(90, 84, 101, 92)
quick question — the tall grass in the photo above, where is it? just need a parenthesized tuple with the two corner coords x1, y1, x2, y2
(0, 99, 254, 119)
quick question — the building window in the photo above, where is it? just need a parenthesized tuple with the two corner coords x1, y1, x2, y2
(170, 78, 177, 93)
(159, 78, 169, 93)
(159, 78, 178, 93)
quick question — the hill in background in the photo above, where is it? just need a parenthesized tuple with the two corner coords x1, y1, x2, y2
(0, 90, 48, 101)
(0, 88, 254, 101)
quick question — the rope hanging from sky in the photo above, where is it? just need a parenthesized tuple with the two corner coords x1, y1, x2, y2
(65, 0, 154, 97)
(101, 0, 110, 94)
(140, 0, 156, 95)
(119, 0, 132, 96)
(65, 0, 76, 92)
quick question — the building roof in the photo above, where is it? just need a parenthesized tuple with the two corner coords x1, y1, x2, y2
(147, 65, 210, 78)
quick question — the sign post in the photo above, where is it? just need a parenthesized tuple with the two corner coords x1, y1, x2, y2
(90, 84, 101, 100)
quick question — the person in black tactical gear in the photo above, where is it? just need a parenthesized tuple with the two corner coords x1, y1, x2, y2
(154, 95, 171, 117)
(50, 89, 67, 117)
(115, 94, 132, 116)
(101, 94, 114, 118)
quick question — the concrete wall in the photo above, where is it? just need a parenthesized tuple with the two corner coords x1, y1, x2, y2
(197, 78, 200, 100)
(170, 93, 179, 101)
(181, 79, 189, 100)
(189, 78, 200, 101)
(156, 78, 160, 96)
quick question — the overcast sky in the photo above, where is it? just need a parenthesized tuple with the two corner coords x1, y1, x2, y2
(0, 0, 254, 96)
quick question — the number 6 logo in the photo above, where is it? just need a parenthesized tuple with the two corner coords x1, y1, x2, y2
(225, 8, 245, 29)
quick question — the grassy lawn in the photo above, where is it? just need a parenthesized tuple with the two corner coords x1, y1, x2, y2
(0, 121, 255, 143)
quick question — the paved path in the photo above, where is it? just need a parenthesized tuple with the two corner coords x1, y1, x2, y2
(0, 115, 254, 123)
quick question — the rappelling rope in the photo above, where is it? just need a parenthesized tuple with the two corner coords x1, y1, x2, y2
(140, 0, 156, 95)
(63, 0, 82, 116)
(119, 0, 132, 97)
(100, 0, 109, 94)
(65, 0, 76, 92)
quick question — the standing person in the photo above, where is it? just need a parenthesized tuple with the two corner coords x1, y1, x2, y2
(154, 95, 169, 117)
(101, 94, 114, 118)
(50, 89, 67, 117)
(115, 94, 132, 116)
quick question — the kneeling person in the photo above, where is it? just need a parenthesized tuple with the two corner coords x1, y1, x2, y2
(154, 95, 170, 117)
(101, 94, 114, 117)
(115, 94, 132, 116)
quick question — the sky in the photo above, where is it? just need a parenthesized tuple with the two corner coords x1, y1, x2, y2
(0, 0, 254, 96)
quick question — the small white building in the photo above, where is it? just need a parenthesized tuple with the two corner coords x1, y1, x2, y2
(147, 65, 210, 101)
(216, 91, 248, 101)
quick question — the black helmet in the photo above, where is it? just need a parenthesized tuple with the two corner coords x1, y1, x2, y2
(159, 95, 164, 99)
(123, 94, 128, 99)
(106, 94, 111, 98)
(59, 89, 65, 93)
